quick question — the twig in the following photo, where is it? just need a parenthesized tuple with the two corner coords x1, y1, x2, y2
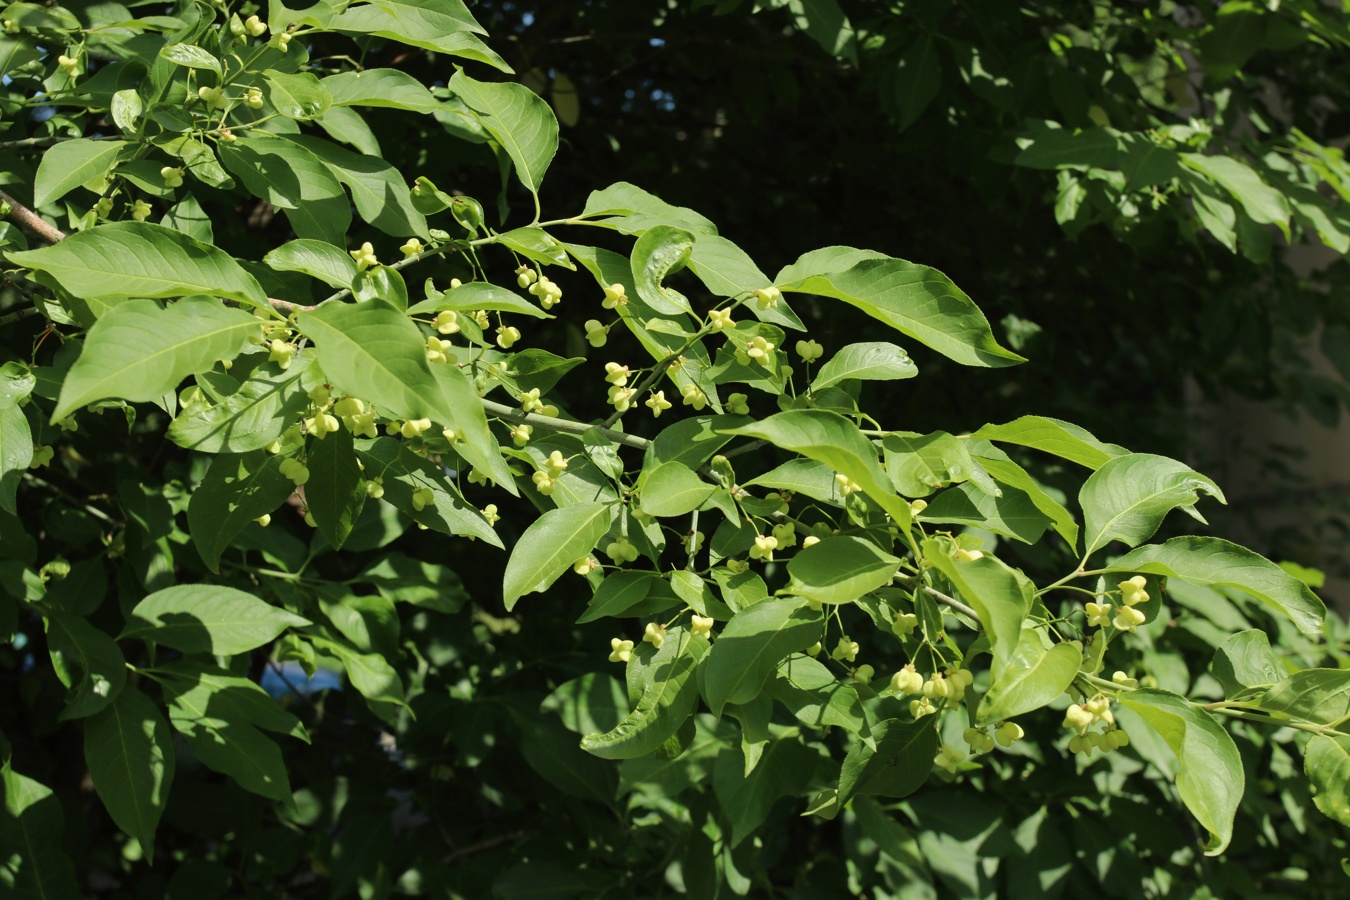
(0, 134, 122, 151)
(442, 830, 527, 865)
(0, 189, 67, 244)
(0, 306, 41, 327)
(480, 398, 649, 450)
(896, 575, 979, 621)
(22, 472, 118, 525)
(685, 509, 699, 571)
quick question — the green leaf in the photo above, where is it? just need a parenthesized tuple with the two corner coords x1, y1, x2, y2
(263, 69, 331, 120)
(975, 629, 1079, 725)
(685, 235, 803, 329)
(407, 281, 550, 319)
(703, 597, 823, 716)
(1209, 630, 1282, 697)
(218, 134, 350, 245)
(450, 70, 558, 197)
(812, 342, 917, 391)
(45, 611, 126, 721)
(6, 222, 267, 308)
(84, 688, 174, 862)
(0, 361, 36, 409)
(576, 571, 681, 623)
(0, 403, 31, 515)
(53, 297, 258, 420)
(120, 585, 310, 655)
(920, 481, 1052, 544)
(497, 226, 575, 270)
(357, 437, 502, 545)
(541, 673, 628, 736)
(431, 364, 517, 493)
(640, 461, 715, 517)
(581, 182, 718, 235)
(306, 425, 364, 551)
(767, 654, 866, 734)
(581, 626, 709, 759)
(923, 541, 1032, 673)
(631, 225, 696, 315)
(894, 35, 940, 130)
(158, 659, 307, 741)
(786, 536, 900, 605)
(168, 356, 311, 453)
(1181, 153, 1291, 238)
(0, 762, 82, 899)
(358, 552, 470, 613)
(837, 718, 938, 805)
(323, 68, 440, 113)
(970, 415, 1126, 469)
(503, 502, 614, 610)
(158, 43, 221, 75)
(779, 251, 1023, 368)
(32, 138, 127, 208)
(285, 135, 429, 239)
(1258, 670, 1350, 726)
(744, 458, 845, 506)
(309, 633, 407, 724)
(330, 0, 508, 72)
(1080, 454, 1225, 557)
(971, 449, 1079, 549)
(1107, 537, 1322, 637)
(883, 431, 976, 497)
(713, 738, 820, 846)
(719, 410, 912, 529)
(1305, 735, 1350, 827)
(295, 298, 453, 423)
(1118, 689, 1242, 855)
(647, 414, 743, 473)
(164, 686, 293, 802)
(264, 238, 359, 289)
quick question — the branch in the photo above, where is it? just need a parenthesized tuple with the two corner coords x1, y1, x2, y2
(896, 575, 979, 621)
(0, 134, 122, 151)
(480, 398, 649, 450)
(0, 189, 67, 244)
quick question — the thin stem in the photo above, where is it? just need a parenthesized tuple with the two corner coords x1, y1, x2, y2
(685, 509, 699, 571)
(1210, 706, 1348, 738)
(480, 398, 649, 450)
(1035, 567, 1105, 597)
(0, 307, 41, 327)
(22, 472, 118, 525)
(897, 576, 979, 621)
(0, 134, 122, 151)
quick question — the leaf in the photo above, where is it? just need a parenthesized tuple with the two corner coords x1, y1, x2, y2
(158, 43, 221, 75)
(300, 425, 362, 549)
(1181, 153, 1291, 238)
(53, 297, 258, 420)
(1107, 537, 1322, 637)
(309, 633, 407, 723)
(120, 585, 310, 655)
(407, 281, 550, 319)
(164, 686, 293, 802)
(685, 235, 803, 329)
(45, 612, 126, 721)
(768, 654, 866, 734)
(975, 629, 1078, 725)
(1209, 630, 1282, 697)
(284, 135, 429, 239)
(218, 135, 350, 244)
(158, 659, 307, 741)
(84, 688, 174, 862)
(0, 762, 82, 899)
(923, 541, 1032, 674)
(430, 364, 517, 493)
(264, 239, 359, 289)
(6, 222, 267, 307)
(719, 410, 913, 528)
(812, 342, 917, 391)
(450, 70, 558, 197)
(576, 571, 681, 623)
(1079, 454, 1225, 557)
(359, 552, 471, 613)
(970, 415, 1126, 469)
(32, 138, 127, 207)
(713, 738, 820, 846)
(894, 35, 940, 130)
(167, 356, 311, 453)
(581, 626, 709, 759)
(497, 226, 575, 270)
(647, 414, 742, 473)
(971, 449, 1079, 549)
(703, 597, 823, 716)
(1257, 670, 1350, 726)
(0, 403, 31, 516)
(837, 718, 938, 805)
(1118, 689, 1243, 855)
(323, 68, 440, 113)
(920, 481, 1052, 544)
(630, 225, 696, 315)
(295, 298, 454, 423)
(357, 437, 501, 545)
(786, 536, 900, 605)
(263, 70, 331, 120)
(581, 182, 719, 235)
(779, 251, 1023, 368)
(1305, 735, 1350, 827)
(745, 458, 845, 506)
(541, 673, 629, 736)
(640, 461, 715, 517)
(502, 502, 614, 610)
(330, 0, 508, 72)
(883, 431, 976, 497)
